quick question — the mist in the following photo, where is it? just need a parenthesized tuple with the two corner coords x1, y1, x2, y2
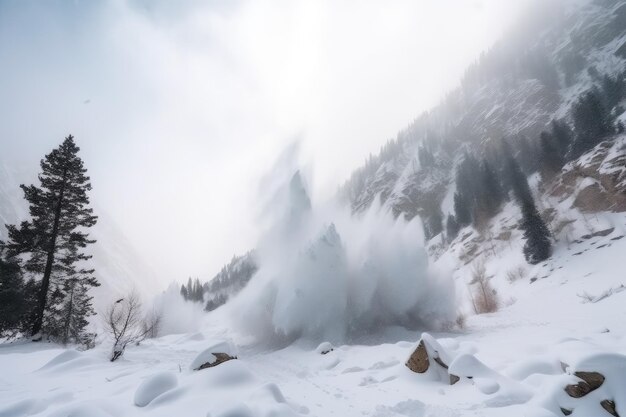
(0, 0, 531, 283)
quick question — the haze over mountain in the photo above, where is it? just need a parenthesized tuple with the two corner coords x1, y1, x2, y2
(2, 1, 626, 417)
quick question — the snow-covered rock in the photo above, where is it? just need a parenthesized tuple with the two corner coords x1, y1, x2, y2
(190, 341, 237, 371)
(315, 342, 334, 355)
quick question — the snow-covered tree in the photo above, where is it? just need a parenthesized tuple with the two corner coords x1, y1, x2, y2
(3, 135, 99, 340)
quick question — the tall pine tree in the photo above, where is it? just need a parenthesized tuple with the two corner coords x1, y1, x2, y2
(4, 135, 99, 340)
(503, 145, 552, 264)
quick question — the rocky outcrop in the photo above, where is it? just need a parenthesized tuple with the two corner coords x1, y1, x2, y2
(550, 138, 626, 213)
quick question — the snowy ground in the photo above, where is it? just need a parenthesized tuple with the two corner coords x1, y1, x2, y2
(2, 214, 626, 417)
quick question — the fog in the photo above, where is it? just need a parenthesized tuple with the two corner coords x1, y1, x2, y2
(0, 0, 531, 283)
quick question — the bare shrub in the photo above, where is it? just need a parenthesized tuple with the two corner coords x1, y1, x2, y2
(142, 308, 162, 339)
(103, 292, 158, 362)
(506, 266, 527, 283)
(469, 262, 499, 314)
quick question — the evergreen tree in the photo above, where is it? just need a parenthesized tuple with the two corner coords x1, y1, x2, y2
(539, 132, 564, 179)
(504, 148, 552, 264)
(516, 136, 540, 174)
(446, 214, 460, 242)
(58, 272, 97, 346)
(550, 119, 573, 159)
(519, 203, 553, 265)
(3, 135, 99, 340)
(180, 283, 188, 300)
(571, 89, 611, 157)
(454, 192, 472, 226)
(477, 160, 505, 218)
(0, 250, 27, 336)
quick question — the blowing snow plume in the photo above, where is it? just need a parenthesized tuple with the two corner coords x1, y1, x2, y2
(227, 165, 455, 345)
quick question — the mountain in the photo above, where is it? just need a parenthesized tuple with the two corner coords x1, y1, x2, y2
(200, 0, 626, 315)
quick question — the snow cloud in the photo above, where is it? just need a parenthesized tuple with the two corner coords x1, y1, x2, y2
(228, 157, 456, 345)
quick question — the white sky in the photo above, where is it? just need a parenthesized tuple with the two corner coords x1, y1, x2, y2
(0, 0, 531, 283)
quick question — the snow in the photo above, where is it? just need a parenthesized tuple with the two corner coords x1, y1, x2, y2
(315, 342, 334, 355)
(133, 371, 178, 407)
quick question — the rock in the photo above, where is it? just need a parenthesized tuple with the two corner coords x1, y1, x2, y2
(600, 399, 619, 417)
(560, 407, 573, 416)
(196, 353, 236, 371)
(575, 371, 605, 390)
(406, 335, 460, 385)
(564, 371, 605, 398)
(406, 340, 429, 373)
(190, 341, 237, 371)
(581, 228, 614, 239)
(565, 381, 592, 398)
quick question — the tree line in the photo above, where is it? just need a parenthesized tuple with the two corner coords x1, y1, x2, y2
(430, 69, 626, 264)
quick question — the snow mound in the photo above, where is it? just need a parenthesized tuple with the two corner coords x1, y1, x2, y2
(190, 341, 237, 371)
(199, 360, 255, 387)
(133, 371, 178, 407)
(315, 342, 334, 355)
(38, 350, 81, 370)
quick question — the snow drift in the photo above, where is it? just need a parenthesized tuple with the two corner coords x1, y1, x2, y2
(227, 169, 455, 344)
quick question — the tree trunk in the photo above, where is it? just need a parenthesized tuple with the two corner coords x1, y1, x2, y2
(31, 169, 67, 337)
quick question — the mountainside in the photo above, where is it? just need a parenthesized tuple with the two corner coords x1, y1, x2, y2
(196, 0, 626, 310)
(341, 0, 626, 223)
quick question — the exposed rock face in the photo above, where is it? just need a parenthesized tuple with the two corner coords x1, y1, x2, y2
(560, 407, 573, 416)
(550, 139, 626, 213)
(195, 353, 236, 371)
(406, 340, 429, 373)
(564, 371, 605, 398)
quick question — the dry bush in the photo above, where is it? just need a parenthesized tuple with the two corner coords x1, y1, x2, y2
(469, 262, 499, 314)
(506, 266, 527, 283)
(103, 291, 159, 361)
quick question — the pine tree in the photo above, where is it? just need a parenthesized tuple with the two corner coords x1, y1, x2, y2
(539, 132, 564, 179)
(550, 119, 573, 159)
(571, 89, 612, 157)
(180, 283, 188, 300)
(454, 192, 472, 226)
(478, 160, 505, 218)
(3, 135, 99, 339)
(0, 250, 27, 336)
(520, 203, 553, 265)
(504, 148, 552, 264)
(446, 214, 460, 242)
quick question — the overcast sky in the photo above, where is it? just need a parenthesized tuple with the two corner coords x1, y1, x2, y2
(0, 0, 531, 283)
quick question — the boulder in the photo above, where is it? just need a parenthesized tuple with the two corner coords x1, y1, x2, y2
(406, 340, 429, 373)
(190, 341, 237, 371)
(564, 371, 605, 398)
(405, 334, 459, 385)
(600, 399, 619, 417)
